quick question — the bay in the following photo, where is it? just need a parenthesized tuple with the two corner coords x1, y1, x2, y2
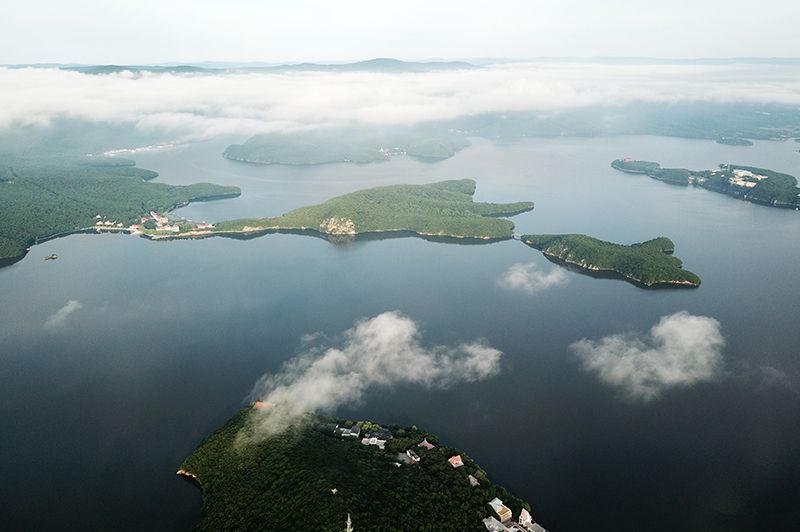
(0, 135, 798, 531)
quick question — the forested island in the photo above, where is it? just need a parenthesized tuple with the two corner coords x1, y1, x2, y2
(160, 179, 534, 241)
(522, 234, 701, 287)
(0, 164, 240, 262)
(611, 159, 800, 208)
(224, 127, 472, 165)
(716, 137, 754, 146)
(178, 407, 542, 532)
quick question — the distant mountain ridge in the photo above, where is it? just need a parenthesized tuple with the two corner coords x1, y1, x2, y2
(10, 58, 481, 75)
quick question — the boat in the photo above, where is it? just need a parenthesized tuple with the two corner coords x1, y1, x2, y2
(45, 254, 57, 260)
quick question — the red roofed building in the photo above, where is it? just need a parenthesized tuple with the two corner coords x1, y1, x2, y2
(449, 455, 464, 468)
(418, 438, 435, 450)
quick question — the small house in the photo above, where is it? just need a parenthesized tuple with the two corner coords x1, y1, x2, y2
(489, 497, 513, 523)
(405, 449, 420, 463)
(469, 474, 480, 487)
(418, 438, 435, 450)
(482, 516, 509, 532)
(448, 455, 464, 468)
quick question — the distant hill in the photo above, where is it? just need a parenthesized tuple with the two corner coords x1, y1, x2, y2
(223, 126, 472, 165)
(55, 58, 480, 76)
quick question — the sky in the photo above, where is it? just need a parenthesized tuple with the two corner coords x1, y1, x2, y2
(3, 0, 799, 65)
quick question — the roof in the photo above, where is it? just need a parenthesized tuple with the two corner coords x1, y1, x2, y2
(448, 455, 464, 467)
(418, 438, 435, 450)
(482, 516, 509, 532)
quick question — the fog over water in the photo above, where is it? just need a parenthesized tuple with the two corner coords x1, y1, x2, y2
(3, 63, 800, 138)
(1, 134, 798, 531)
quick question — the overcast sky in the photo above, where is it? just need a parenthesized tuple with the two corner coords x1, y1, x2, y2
(3, 0, 799, 65)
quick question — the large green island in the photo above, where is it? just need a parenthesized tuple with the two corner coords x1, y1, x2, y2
(611, 159, 800, 209)
(522, 234, 701, 287)
(178, 406, 544, 532)
(164, 179, 535, 241)
(224, 127, 472, 165)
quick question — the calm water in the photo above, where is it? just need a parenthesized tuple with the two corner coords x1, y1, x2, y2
(1, 136, 798, 531)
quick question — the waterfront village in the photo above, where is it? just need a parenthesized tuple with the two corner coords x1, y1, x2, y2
(284, 408, 549, 532)
(93, 211, 215, 234)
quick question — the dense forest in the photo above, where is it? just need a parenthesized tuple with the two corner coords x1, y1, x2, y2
(611, 159, 800, 208)
(180, 408, 532, 532)
(212, 179, 534, 240)
(522, 234, 701, 287)
(0, 165, 240, 260)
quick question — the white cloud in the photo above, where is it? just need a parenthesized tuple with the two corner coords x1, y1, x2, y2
(498, 262, 567, 293)
(570, 311, 725, 401)
(2, 63, 800, 141)
(245, 311, 502, 438)
(43, 300, 83, 330)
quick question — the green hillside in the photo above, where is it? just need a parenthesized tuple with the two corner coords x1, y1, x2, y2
(179, 408, 533, 532)
(212, 179, 534, 240)
(522, 234, 701, 287)
(0, 165, 240, 261)
(223, 128, 472, 165)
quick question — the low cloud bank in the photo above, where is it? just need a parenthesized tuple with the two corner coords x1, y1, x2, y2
(245, 311, 502, 439)
(571, 311, 725, 401)
(498, 262, 567, 293)
(3, 63, 800, 140)
(43, 300, 83, 329)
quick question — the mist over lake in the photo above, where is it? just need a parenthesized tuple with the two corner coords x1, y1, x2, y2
(1, 135, 799, 531)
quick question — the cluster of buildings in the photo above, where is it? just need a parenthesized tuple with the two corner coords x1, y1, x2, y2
(483, 504, 546, 532)
(321, 421, 548, 532)
(726, 168, 767, 188)
(93, 215, 124, 228)
(378, 147, 407, 156)
(149, 211, 181, 232)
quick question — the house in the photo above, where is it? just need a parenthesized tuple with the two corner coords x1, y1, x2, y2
(341, 426, 361, 437)
(361, 437, 386, 449)
(418, 438, 435, 450)
(364, 428, 392, 440)
(405, 449, 420, 463)
(482, 516, 509, 532)
(469, 474, 480, 487)
(252, 401, 276, 410)
(489, 497, 513, 522)
(448, 455, 464, 468)
(519, 509, 532, 528)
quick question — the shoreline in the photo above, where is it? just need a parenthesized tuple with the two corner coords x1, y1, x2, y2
(537, 249, 699, 288)
(0, 191, 242, 266)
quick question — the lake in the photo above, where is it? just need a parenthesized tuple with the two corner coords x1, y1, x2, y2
(1, 135, 798, 532)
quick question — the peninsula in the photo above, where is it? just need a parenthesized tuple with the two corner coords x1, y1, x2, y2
(0, 164, 240, 262)
(148, 179, 534, 242)
(178, 406, 545, 532)
(611, 159, 800, 209)
(522, 234, 701, 287)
